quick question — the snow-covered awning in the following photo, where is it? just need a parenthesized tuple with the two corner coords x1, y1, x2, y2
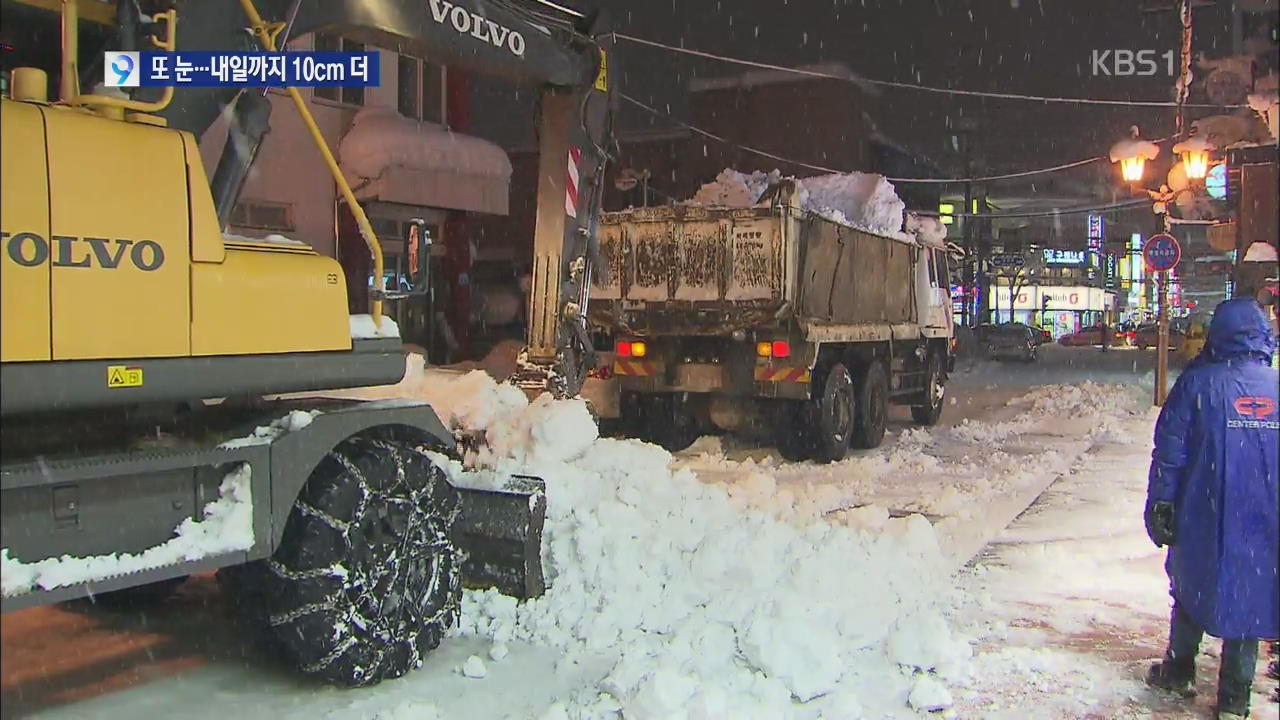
(338, 107, 512, 215)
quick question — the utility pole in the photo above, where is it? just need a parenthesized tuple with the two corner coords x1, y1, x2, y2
(1155, 0, 1193, 406)
(976, 184, 990, 325)
(1157, 268, 1170, 405)
(959, 118, 977, 326)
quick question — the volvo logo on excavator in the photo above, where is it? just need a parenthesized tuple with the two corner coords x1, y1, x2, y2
(2, 231, 165, 271)
(428, 0, 526, 57)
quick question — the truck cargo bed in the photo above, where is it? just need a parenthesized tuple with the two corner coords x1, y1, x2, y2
(589, 198, 920, 336)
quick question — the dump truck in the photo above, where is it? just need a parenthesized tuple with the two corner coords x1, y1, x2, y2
(588, 181, 955, 461)
(0, 0, 615, 687)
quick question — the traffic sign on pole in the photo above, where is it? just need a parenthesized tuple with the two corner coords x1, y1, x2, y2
(1143, 233, 1181, 272)
(990, 254, 1025, 269)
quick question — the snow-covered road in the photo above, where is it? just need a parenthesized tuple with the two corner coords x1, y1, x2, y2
(6, 347, 1247, 720)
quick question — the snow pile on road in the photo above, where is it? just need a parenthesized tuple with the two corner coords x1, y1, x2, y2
(350, 313, 401, 339)
(687, 168, 907, 237)
(1, 464, 254, 597)
(949, 382, 1147, 446)
(418, 371, 969, 718)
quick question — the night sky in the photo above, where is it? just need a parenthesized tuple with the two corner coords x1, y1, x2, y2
(471, 0, 1252, 186)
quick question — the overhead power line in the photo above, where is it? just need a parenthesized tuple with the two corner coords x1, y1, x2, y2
(522, 0, 1244, 108)
(623, 95, 1153, 220)
(614, 33, 1245, 110)
(621, 93, 1170, 185)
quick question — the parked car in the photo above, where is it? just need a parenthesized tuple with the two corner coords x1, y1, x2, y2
(987, 324, 1039, 362)
(973, 324, 1000, 343)
(977, 322, 1050, 345)
(1006, 322, 1053, 345)
(1058, 324, 1128, 347)
(1132, 324, 1187, 351)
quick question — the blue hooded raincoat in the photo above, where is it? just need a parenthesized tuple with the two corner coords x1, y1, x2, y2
(1147, 297, 1279, 641)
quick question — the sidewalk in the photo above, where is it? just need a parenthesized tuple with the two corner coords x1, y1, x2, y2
(945, 421, 1279, 719)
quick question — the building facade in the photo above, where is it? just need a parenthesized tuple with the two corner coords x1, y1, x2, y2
(198, 32, 513, 360)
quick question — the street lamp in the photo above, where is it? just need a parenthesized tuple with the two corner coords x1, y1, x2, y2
(1109, 126, 1161, 184)
(1172, 136, 1213, 182)
(1107, 127, 1203, 408)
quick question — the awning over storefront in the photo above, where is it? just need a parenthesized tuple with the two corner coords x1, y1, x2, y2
(338, 107, 511, 215)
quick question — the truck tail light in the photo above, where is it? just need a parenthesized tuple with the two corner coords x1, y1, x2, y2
(771, 341, 791, 358)
(756, 341, 772, 357)
(616, 340, 646, 358)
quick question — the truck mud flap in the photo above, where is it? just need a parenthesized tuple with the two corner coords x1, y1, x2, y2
(454, 475, 547, 599)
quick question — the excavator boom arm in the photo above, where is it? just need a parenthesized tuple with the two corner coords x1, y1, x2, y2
(142, 0, 615, 395)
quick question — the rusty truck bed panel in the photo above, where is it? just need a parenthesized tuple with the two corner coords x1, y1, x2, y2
(592, 204, 919, 337)
(595, 205, 783, 305)
(796, 219, 915, 325)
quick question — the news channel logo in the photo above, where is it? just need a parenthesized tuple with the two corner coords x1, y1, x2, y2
(104, 51, 140, 87)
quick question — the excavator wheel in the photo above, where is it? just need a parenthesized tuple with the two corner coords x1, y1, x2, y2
(260, 432, 463, 687)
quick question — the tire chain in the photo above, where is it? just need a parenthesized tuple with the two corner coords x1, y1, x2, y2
(265, 436, 463, 686)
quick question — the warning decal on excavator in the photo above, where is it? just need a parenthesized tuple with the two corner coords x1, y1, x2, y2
(595, 49, 608, 92)
(106, 365, 144, 388)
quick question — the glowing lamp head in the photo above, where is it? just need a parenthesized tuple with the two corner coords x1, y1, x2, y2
(1172, 136, 1213, 182)
(1120, 156, 1147, 183)
(1180, 149, 1210, 181)
(1109, 127, 1160, 185)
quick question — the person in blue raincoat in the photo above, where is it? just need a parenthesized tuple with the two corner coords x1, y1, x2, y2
(1144, 297, 1280, 719)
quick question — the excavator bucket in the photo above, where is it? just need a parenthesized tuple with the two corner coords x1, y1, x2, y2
(454, 475, 547, 599)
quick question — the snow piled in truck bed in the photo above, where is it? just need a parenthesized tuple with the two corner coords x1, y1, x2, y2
(688, 168, 908, 237)
(414, 370, 970, 718)
(1, 464, 254, 597)
(798, 171, 907, 237)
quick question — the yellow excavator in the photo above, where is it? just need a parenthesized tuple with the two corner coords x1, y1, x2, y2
(0, 0, 614, 687)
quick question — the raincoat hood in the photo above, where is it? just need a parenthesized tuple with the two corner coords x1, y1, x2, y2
(1206, 297, 1276, 362)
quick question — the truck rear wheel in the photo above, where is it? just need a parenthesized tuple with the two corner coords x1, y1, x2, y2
(811, 363, 855, 463)
(910, 354, 945, 426)
(852, 361, 889, 448)
(261, 433, 462, 687)
(774, 401, 813, 462)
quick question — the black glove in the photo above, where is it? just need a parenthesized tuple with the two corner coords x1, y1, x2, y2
(1145, 501, 1177, 547)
